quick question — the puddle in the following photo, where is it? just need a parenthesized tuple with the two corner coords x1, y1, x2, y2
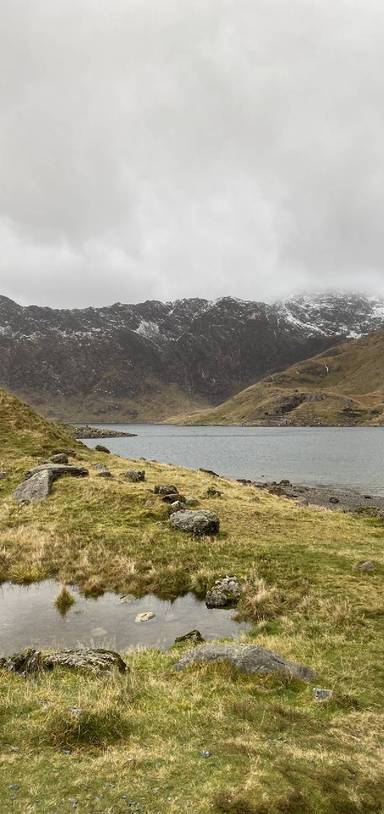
(0, 581, 250, 656)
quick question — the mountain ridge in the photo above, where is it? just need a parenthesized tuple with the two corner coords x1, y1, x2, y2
(1, 291, 384, 421)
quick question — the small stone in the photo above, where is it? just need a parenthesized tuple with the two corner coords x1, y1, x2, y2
(313, 688, 333, 702)
(95, 444, 110, 454)
(125, 470, 145, 482)
(168, 500, 186, 513)
(200, 750, 212, 758)
(0, 470, 8, 480)
(357, 560, 375, 572)
(329, 496, 340, 504)
(68, 707, 83, 718)
(96, 469, 113, 478)
(9, 784, 20, 792)
(135, 612, 155, 623)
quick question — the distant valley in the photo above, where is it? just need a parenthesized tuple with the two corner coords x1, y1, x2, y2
(1, 291, 384, 423)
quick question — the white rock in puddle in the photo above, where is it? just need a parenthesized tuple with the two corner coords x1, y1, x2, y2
(91, 627, 108, 637)
(135, 611, 155, 623)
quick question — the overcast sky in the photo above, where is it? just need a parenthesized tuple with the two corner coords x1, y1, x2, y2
(1, 0, 384, 308)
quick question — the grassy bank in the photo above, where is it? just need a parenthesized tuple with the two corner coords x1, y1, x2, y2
(0, 390, 383, 812)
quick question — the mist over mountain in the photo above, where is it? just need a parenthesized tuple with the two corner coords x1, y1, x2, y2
(1, 291, 384, 422)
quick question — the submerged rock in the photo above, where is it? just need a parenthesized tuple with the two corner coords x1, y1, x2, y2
(205, 576, 242, 608)
(13, 470, 53, 503)
(175, 630, 205, 644)
(124, 470, 145, 482)
(0, 647, 127, 675)
(169, 509, 220, 536)
(135, 612, 155, 623)
(174, 644, 315, 682)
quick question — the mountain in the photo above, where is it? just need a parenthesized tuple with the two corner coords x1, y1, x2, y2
(176, 329, 384, 426)
(1, 292, 384, 421)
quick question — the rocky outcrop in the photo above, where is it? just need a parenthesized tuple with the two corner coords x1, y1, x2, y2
(174, 644, 315, 682)
(0, 647, 127, 675)
(13, 463, 89, 503)
(205, 576, 242, 608)
(73, 426, 137, 439)
(169, 509, 220, 536)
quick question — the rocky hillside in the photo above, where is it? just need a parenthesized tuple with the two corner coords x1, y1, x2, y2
(1, 292, 384, 420)
(177, 329, 384, 426)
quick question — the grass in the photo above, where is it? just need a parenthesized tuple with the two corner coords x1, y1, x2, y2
(0, 389, 383, 811)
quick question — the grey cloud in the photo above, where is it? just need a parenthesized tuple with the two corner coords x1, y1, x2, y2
(1, 0, 384, 307)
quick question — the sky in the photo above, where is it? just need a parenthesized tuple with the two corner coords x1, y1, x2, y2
(1, 0, 384, 308)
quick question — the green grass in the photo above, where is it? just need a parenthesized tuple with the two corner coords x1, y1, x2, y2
(0, 389, 383, 812)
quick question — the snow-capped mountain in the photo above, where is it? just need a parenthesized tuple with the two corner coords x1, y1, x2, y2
(0, 292, 383, 421)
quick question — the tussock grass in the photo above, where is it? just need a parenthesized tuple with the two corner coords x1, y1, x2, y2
(0, 390, 383, 811)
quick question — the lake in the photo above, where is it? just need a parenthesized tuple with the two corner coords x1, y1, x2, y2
(83, 424, 384, 494)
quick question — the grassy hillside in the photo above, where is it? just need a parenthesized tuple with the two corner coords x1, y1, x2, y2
(0, 391, 383, 812)
(174, 331, 384, 426)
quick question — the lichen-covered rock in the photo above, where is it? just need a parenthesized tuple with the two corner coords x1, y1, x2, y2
(0, 648, 127, 675)
(174, 644, 315, 682)
(169, 509, 220, 536)
(13, 470, 54, 503)
(154, 484, 178, 495)
(205, 576, 242, 608)
(124, 470, 145, 482)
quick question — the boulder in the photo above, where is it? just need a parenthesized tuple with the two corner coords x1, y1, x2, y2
(0, 647, 127, 675)
(95, 444, 110, 453)
(13, 470, 54, 503)
(169, 509, 220, 536)
(154, 484, 178, 495)
(175, 630, 205, 644)
(97, 469, 113, 478)
(50, 453, 69, 464)
(124, 470, 145, 482)
(205, 576, 242, 608)
(174, 644, 315, 682)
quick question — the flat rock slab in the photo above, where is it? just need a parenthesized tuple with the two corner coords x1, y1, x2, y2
(170, 509, 220, 536)
(174, 644, 315, 682)
(26, 463, 89, 480)
(13, 469, 54, 503)
(0, 647, 127, 675)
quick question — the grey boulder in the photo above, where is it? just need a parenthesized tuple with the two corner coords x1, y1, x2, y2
(205, 576, 242, 608)
(13, 469, 53, 503)
(174, 643, 315, 682)
(170, 509, 220, 536)
(154, 484, 178, 495)
(25, 463, 88, 480)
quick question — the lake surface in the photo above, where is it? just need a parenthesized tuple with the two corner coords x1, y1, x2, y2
(0, 582, 249, 656)
(84, 425, 384, 494)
